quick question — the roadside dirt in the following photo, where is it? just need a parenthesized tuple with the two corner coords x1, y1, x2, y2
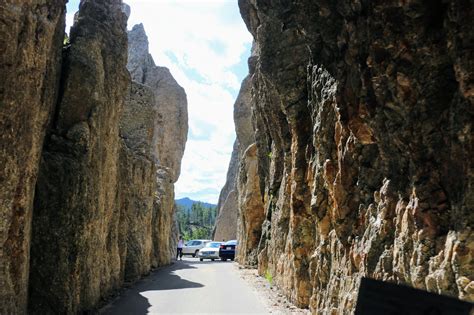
(234, 265, 311, 314)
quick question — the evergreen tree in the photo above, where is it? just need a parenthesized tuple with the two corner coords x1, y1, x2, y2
(176, 200, 217, 240)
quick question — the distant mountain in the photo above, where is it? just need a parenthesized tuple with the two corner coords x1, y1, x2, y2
(175, 197, 216, 211)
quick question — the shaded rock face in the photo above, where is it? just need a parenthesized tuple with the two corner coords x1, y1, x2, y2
(127, 23, 188, 267)
(238, 0, 473, 313)
(119, 82, 157, 282)
(169, 204, 180, 258)
(0, 1, 66, 313)
(28, 1, 129, 313)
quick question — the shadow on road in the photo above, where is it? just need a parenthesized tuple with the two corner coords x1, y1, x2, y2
(100, 260, 204, 315)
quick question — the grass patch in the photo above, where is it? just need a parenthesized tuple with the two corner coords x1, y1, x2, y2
(264, 269, 273, 285)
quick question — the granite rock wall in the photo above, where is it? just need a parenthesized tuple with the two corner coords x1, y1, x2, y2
(119, 81, 157, 282)
(127, 23, 188, 267)
(214, 141, 239, 241)
(237, 0, 473, 313)
(28, 1, 130, 312)
(0, 1, 66, 313)
(214, 76, 255, 243)
(1, 1, 187, 313)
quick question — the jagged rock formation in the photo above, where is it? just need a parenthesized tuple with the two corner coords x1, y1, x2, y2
(237, 143, 265, 267)
(169, 205, 180, 258)
(214, 76, 254, 242)
(127, 23, 188, 266)
(127, 23, 188, 183)
(237, 0, 473, 313)
(214, 141, 239, 241)
(0, 1, 187, 313)
(28, 1, 130, 312)
(0, 2, 66, 313)
(119, 81, 157, 282)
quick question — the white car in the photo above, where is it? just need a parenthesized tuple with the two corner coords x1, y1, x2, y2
(198, 242, 223, 261)
(182, 239, 211, 257)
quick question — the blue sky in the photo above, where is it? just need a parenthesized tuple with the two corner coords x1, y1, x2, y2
(66, 0, 252, 204)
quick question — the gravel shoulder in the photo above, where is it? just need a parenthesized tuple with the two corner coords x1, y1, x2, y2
(234, 265, 311, 315)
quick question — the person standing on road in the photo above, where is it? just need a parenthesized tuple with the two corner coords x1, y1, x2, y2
(177, 236, 184, 260)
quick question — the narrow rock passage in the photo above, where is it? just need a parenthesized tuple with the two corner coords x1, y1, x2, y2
(101, 257, 269, 314)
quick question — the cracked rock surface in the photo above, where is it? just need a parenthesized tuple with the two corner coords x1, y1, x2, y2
(236, 0, 473, 313)
(1, 2, 187, 313)
(0, 1, 66, 313)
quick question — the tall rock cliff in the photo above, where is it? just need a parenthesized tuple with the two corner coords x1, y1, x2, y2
(237, 0, 473, 313)
(0, 1, 187, 313)
(118, 81, 157, 282)
(0, 1, 66, 313)
(29, 1, 130, 312)
(127, 23, 188, 266)
(214, 141, 239, 241)
(214, 76, 254, 242)
(127, 23, 188, 182)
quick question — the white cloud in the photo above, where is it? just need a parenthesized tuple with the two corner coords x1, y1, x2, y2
(127, 1, 251, 90)
(66, 1, 252, 204)
(65, 13, 75, 34)
(127, 1, 251, 203)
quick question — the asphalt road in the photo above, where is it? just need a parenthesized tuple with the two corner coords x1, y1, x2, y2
(101, 257, 269, 314)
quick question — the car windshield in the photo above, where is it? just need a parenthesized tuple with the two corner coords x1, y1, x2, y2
(205, 242, 221, 248)
(225, 240, 237, 245)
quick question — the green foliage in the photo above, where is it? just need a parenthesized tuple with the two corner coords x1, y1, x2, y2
(176, 201, 217, 240)
(264, 269, 273, 285)
(63, 34, 70, 46)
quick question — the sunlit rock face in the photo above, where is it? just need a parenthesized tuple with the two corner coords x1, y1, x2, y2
(127, 23, 188, 267)
(127, 23, 188, 183)
(214, 76, 256, 243)
(238, 0, 473, 313)
(214, 141, 239, 241)
(0, 1, 66, 313)
(237, 143, 265, 267)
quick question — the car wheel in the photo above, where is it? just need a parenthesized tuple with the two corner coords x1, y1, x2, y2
(192, 253, 195, 258)
(211, 259, 215, 261)
(221, 258, 227, 261)
(200, 258, 203, 261)
(231, 258, 234, 261)
(194, 250, 199, 257)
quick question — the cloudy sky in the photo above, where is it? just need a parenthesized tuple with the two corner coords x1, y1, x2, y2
(66, 1, 252, 204)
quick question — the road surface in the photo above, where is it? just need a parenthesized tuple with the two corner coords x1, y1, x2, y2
(101, 257, 269, 314)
